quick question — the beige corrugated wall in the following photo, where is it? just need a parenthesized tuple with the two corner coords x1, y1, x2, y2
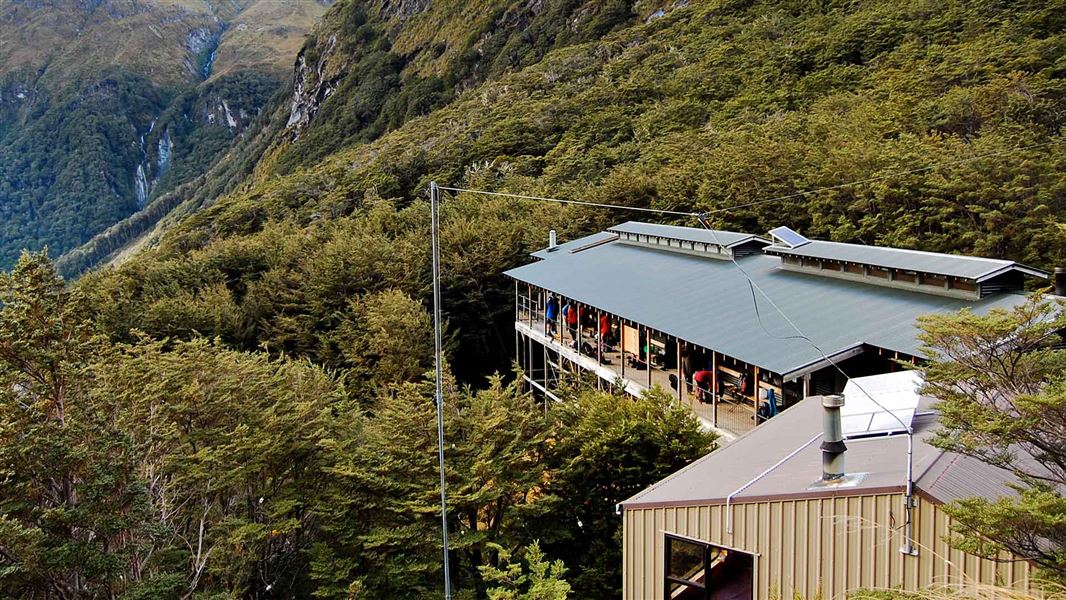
(623, 493, 1033, 600)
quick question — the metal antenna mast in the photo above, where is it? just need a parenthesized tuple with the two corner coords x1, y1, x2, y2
(430, 181, 453, 599)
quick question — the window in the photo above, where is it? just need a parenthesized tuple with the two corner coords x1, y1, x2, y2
(666, 535, 711, 600)
(665, 534, 754, 600)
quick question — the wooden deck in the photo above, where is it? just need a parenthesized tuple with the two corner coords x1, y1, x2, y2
(516, 319, 757, 439)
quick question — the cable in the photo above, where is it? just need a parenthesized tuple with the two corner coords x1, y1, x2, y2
(694, 214, 909, 432)
(443, 138, 1062, 220)
(436, 186, 700, 217)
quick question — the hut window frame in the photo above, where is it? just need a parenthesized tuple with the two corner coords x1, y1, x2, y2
(664, 534, 712, 600)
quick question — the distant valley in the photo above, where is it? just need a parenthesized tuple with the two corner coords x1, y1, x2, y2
(0, 0, 329, 270)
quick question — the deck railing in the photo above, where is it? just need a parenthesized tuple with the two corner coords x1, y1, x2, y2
(517, 292, 544, 329)
(693, 383, 757, 437)
(515, 296, 763, 437)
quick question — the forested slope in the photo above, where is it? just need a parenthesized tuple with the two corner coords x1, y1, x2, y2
(1, 0, 1064, 598)
(0, 0, 329, 269)
(81, 0, 1065, 379)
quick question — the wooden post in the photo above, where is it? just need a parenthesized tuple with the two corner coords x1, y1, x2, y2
(577, 303, 582, 355)
(645, 325, 652, 389)
(711, 351, 718, 403)
(543, 339, 548, 392)
(676, 339, 683, 403)
(596, 309, 603, 364)
(753, 366, 760, 415)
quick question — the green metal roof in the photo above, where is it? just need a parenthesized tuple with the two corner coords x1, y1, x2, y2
(506, 230, 1033, 377)
(608, 221, 769, 249)
(764, 239, 1048, 282)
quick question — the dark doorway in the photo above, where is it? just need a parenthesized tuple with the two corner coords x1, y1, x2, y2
(664, 534, 754, 600)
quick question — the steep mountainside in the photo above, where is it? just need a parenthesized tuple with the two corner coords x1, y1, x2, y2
(33, 0, 1066, 596)
(78, 0, 1065, 385)
(0, 0, 329, 268)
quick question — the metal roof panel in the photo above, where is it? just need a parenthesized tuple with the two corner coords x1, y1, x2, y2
(505, 239, 1030, 375)
(608, 221, 769, 248)
(764, 240, 1048, 281)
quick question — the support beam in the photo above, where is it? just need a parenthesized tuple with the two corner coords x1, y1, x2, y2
(676, 339, 683, 403)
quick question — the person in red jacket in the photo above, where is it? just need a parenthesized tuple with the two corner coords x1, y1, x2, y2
(562, 302, 579, 345)
(693, 369, 714, 404)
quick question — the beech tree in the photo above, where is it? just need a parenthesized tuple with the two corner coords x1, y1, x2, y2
(917, 294, 1066, 577)
(312, 374, 554, 599)
(0, 252, 148, 598)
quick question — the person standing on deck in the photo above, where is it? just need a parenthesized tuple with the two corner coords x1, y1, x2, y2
(681, 347, 698, 393)
(545, 294, 559, 336)
(562, 301, 579, 347)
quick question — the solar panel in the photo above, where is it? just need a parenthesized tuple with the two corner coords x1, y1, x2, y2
(840, 370, 922, 437)
(769, 226, 810, 249)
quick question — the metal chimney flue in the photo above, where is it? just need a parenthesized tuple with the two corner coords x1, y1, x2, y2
(821, 394, 846, 481)
(548, 229, 558, 251)
(1055, 267, 1066, 297)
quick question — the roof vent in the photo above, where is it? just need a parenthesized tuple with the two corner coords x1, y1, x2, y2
(547, 229, 558, 252)
(820, 394, 846, 481)
(808, 394, 867, 490)
(769, 226, 810, 249)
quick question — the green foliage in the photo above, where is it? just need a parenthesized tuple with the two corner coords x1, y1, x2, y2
(336, 288, 437, 384)
(918, 294, 1066, 577)
(80, 196, 557, 382)
(479, 541, 571, 600)
(97, 336, 349, 596)
(0, 251, 147, 597)
(538, 387, 716, 598)
(311, 375, 555, 598)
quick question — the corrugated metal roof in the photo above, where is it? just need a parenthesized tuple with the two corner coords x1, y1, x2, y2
(621, 388, 1031, 509)
(505, 234, 1030, 376)
(608, 221, 768, 248)
(530, 231, 617, 260)
(764, 240, 1048, 282)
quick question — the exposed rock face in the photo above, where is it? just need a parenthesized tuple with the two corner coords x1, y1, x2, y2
(285, 34, 339, 134)
(205, 98, 240, 128)
(378, 0, 432, 20)
(183, 25, 225, 80)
